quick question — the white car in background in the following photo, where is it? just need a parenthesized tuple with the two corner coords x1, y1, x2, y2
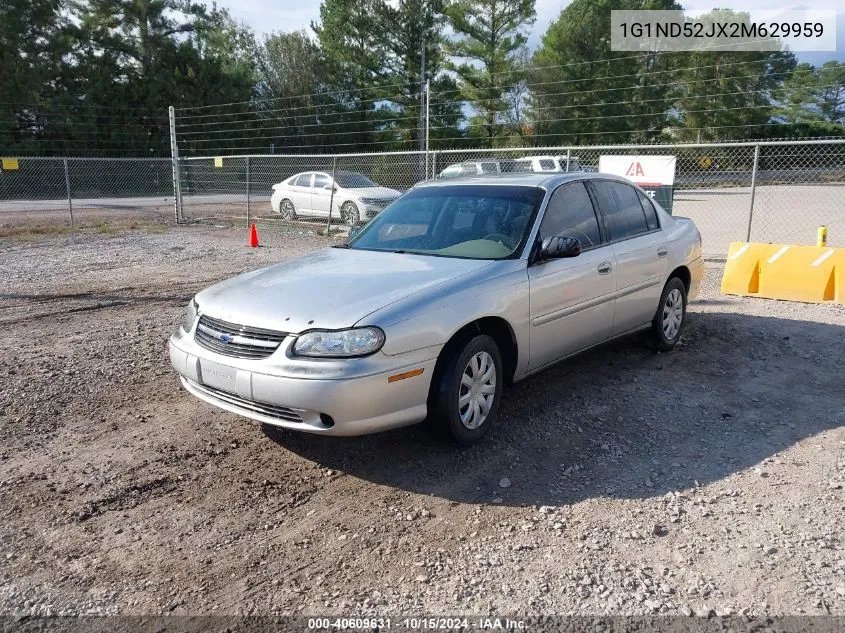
(270, 171, 401, 225)
(437, 159, 531, 179)
(515, 155, 584, 173)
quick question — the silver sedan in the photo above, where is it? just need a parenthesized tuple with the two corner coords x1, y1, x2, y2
(169, 173, 704, 445)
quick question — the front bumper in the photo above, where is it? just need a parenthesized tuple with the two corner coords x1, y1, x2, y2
(169, 327, 438, 436)
(359, 200, 398, 219)
(361, 205, 384, 220)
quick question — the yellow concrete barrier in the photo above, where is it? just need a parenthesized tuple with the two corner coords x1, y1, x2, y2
(721, 242, 843, 304)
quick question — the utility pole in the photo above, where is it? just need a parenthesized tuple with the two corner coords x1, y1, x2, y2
(418, 1, 428, 179)
(425, 79, 430, 178)
(419, 29, 427, 153)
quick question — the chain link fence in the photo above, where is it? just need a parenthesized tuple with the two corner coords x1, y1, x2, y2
(0, 157, 175, 232)
(174, 140, 845, 255)
(2, 141, 843, 254)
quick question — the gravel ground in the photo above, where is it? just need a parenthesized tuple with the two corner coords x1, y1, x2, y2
(1, 225, 844, 619)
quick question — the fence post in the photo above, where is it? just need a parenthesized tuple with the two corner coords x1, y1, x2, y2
(565, 148, 571, 172)
(168, 106, 183, 223)
(326, 156, 337, 235)
(431, 150, 437, 180)
(63, 158, 74, 228)
(746, 143, 760, 242)
(245, 156, 251, 227)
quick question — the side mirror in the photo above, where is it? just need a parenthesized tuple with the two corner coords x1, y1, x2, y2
(324, 184, 334, 190)
(540, 235, 581, 259)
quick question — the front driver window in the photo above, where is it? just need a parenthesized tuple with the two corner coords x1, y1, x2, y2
(538, 182, 602, 248)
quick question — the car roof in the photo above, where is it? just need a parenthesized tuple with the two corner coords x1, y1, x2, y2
(290, 170, 366, 177)
(418, 172, 633, 189)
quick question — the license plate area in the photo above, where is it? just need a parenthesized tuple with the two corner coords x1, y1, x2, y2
(199, 359, 238, 392)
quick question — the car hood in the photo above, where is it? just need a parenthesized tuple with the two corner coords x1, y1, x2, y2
(195, 248, 493, 333)
(345, 186, 401, 198)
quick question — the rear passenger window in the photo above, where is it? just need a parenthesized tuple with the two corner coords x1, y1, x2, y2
(591, 181, 649, 241)
(637, 190, 660, 231)
(539, 159, 556, 171)
(538, 182, 602, 248)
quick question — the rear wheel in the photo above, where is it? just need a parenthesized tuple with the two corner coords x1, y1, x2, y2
(651, 277, 687, 351)
(280, 199, 297, 220)
(430, 334, 503, 446)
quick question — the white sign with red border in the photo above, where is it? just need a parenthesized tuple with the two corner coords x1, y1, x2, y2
(599, 155, 676, 187)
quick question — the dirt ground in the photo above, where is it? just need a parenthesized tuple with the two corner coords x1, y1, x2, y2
(1, 224, 844, 619)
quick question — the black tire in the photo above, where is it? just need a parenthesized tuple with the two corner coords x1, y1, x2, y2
(651, 277, 688, 351)
(341, 202, 360, 226)
(430, 334, 503, 446)
(280, 199, 297, 220)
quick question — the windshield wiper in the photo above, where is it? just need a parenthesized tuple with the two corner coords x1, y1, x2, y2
(391, 249, 407, 254)
(332, 243, 350, 248)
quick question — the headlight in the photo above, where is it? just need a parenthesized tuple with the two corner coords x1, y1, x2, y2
(292, 327, 385, 358)
(182, 299, 198, 333)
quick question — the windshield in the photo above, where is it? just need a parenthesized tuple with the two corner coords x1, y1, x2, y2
(346, 185, 545, 260)
(334, 172, 378, 188)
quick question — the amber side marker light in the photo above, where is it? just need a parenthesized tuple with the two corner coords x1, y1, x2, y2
(388, 368, 424, 383)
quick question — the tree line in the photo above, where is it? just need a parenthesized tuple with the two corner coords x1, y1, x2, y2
(1, 0, 843, 156)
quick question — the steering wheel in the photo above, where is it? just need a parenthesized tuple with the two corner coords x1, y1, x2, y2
(483, 233, 516, 249)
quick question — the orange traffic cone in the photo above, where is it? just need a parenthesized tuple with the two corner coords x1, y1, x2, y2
(248, 223, 259, 248)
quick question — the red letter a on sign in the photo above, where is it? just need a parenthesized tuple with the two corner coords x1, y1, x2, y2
(626, 161, 645, 177)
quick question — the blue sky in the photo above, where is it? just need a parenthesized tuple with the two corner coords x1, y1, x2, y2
(221, 0, 843, 64)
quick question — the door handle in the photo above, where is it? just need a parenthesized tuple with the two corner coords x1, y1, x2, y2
(597, 262, 612, 275)
(657, 246, 668, 258)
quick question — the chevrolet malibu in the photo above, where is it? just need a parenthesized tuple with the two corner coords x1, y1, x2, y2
(170, 173, 703, 445)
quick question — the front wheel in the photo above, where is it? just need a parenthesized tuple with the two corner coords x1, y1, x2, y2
(431, 335, 503, 446)
(651, 277, 687, 351)
(341, 202, 360, 226)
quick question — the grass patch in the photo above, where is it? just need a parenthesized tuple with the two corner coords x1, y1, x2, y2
(0, 219, 171, 241)
(0, 225, 73, 240)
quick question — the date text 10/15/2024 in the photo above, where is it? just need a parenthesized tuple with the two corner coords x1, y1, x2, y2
(308, 617, 527, 630)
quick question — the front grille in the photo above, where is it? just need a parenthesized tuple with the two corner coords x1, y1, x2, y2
(195, 314, 287, 359)
(186, 379, 303, 423)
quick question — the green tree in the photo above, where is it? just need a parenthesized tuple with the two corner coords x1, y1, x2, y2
(781, 61, 845, 127)
(251, 30, 366, 152)
(531, 0, 679, 146)
(446, 0, 535, 145)
(817, 61, 845, 124)
(0, 0, 73, 155)
(313, 0, 387, 91)
(313, 0, 463, 151)
(381, 0, 464, 149)
(668, 10, 796, 141)
(64, 0, 256, 155)
(312, 0, 393, 149)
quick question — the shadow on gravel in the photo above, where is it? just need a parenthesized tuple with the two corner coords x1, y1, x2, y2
(264, 311, 845, 508)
